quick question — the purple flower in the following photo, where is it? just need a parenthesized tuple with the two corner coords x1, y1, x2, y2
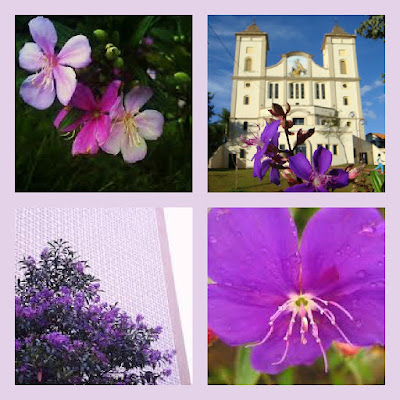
(54, 80, 121, 155)
(101, 86, 164, 163)
(241, 120, 281, 184)
(15, 339, 22, 351)
(19, 16, 91, 110)
(45, 332, 70, 349)
(74, 261, 85, 273)
(286, 147, 349, 192)
(208, 208, 384, 374)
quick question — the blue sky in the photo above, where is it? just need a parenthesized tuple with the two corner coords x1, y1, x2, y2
(208, 15, 385, 134)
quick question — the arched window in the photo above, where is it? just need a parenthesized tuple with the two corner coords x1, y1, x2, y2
(244, 57, 252, 72)
(243, 96, 250, 105)
(340, 60, 348, 74)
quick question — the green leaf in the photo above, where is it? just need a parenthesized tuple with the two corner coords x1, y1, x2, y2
(370, 170, 384, 192)
(276, 367, 294, 385)
(57, 108, 84, 132)
(130, 16, 159, 47)
(234, 346, 261, 385)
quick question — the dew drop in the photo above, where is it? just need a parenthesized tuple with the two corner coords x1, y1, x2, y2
(355, 320, 362, 328)
(209, 236, 217, 244)
(370, 282, 377, 288)
(356, 269, 367, 279)
(378, 261, 383, 267)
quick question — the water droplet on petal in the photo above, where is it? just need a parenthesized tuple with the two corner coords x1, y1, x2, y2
(209, 236, 217, 244)
(356, 269, 367, 279)
(378, 261, 383, 267)
(355, 320, 362, 328)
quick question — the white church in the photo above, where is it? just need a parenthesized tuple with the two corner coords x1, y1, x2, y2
(209, 22, 384, 169)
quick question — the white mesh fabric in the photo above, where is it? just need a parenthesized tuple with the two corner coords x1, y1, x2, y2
(15, 208, 180, 385)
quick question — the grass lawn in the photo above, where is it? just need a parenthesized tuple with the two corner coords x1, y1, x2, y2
(208, 165, 381, 192)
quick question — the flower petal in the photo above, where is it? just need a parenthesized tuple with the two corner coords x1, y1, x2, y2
(19, 42, 45, 72)
(260, 120, 280, 143)
(98, 80, 121, 112)
(20, 72, 55, 110)
(28, 16, 57, 55)
(72, 120, 99, 155)
(134, 110, 164, 140)
(109, 95, 124, 120)
(270, 167, 280, 186)
(57, 35, 91, 68)
(208, 284, 278, 346)
(288, 153, 312, 181)
(120, 134, 147, 163)
(328, 169, 349, 189)
(208, 208, 300, 296)
(329, 287, 384, 346)
(93, 115, 111, 146)
(254, 158, 271, 181)
(285, 183, 315, 192)
(251, 315, 336, 374)
(53, 65, 76, 106)
(70, 83, 96, 111)
(124, 86, 153, 113)
(313, 146, 332, 174)
(300, 208, 385, 297)
(101, 121, 124, 155)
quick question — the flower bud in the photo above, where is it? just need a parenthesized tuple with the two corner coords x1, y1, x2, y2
(93, 29, 108, 42)
(208, 328, 218, 346)
(269, 103, 285, 117)
(334, 342, 361, 356)
(105, 46, 119, 61)
(113, 57, 124, 69)
(105, 43, 114, 50)
(174, 72, 190, 83)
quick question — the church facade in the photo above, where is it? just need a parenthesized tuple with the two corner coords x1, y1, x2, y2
(209, 23, 378, 169)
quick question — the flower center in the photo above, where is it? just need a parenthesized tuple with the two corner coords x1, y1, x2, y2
(123, 113, 142, 147)
(32, 55, 57, 90)
(311, 172, 331, 188)
(246, 293, 354, 372)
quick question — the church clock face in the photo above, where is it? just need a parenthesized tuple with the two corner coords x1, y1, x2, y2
(287, 56, 308, 77)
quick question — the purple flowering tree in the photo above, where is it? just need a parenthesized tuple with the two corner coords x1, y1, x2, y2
(15, 240, 175, 385)
(208, 208, 384, 381)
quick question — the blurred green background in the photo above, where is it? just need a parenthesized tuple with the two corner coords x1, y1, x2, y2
(208, 208, 385, 385)
(15, 15, 192, 192)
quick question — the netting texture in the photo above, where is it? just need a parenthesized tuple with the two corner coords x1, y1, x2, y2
(15, 208, 180, 384)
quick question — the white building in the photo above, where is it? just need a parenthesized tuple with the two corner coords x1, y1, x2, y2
(209, 23, 379, 168)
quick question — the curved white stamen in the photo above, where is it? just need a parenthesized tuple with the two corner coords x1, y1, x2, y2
(306, 308, 328, 372)
(314, 297, 354, 321)
(245, 293, 355, 374)
(313, 303, 353, 345)
(272, 309, 297, 365)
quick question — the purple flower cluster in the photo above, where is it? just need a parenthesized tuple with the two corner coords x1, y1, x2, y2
(15, 240, 175, 385)
(18, 16, 163, 163)
(208, 208, 384, 374)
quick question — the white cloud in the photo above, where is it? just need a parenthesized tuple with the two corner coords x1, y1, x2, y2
(365, 101, 373, 107)
(361, 79, 384, 96)
(377, 93, 385, 103)
(363, 109, 377, 120)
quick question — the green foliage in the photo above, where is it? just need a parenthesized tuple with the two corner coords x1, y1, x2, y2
(370, 170, 385, 192)
(357, 15, 385, 42)
(234, 347, 261, 385)
(15, 15, 192, 192)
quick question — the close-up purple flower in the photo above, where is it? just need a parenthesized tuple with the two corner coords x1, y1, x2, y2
(54, 80, 121, 155)
(208, 208, 384, 374)
(241, 120, 281, 184)
(19, 16, 91, 110)
(286, 147, 349, 192)
(101, 86, 164, 163)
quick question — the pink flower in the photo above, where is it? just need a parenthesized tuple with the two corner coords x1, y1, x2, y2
(102, 86, 164, 163)
(54, 80, 121, 155)
(19, 16, 91, 110)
